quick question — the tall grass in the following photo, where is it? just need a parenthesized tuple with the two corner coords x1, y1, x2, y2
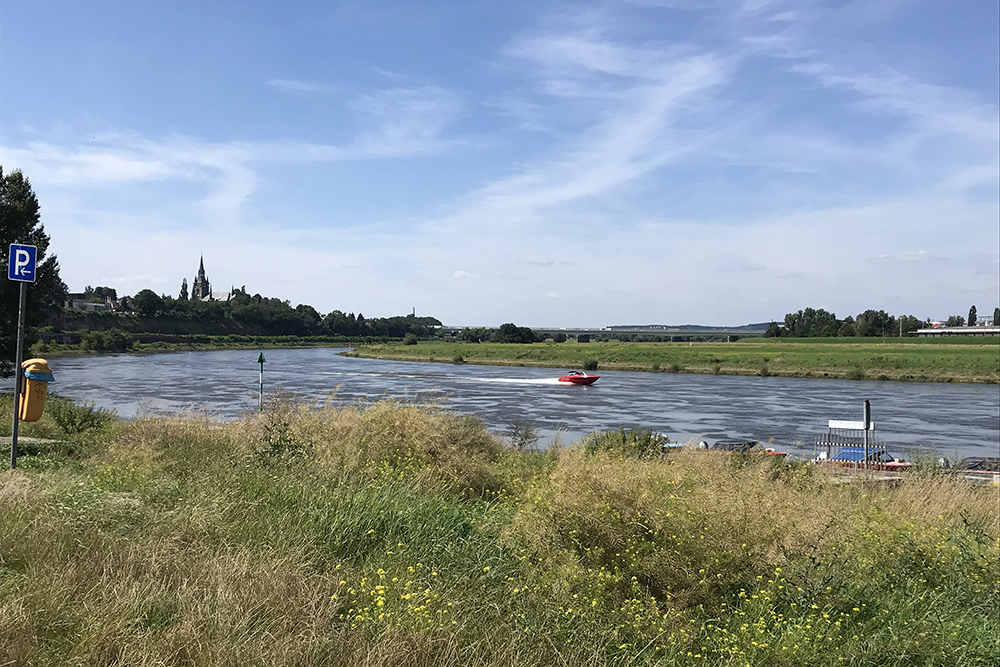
(1, 396, 997, 665)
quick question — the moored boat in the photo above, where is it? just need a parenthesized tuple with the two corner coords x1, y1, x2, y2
(558, 370, 599, 385)
(703, 438, 788, 456)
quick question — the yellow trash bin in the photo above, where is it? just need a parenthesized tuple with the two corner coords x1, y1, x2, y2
(19, 358, 54, 422)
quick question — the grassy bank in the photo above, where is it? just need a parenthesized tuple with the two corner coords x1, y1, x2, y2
(28, 334, 356, 360)
(346, 338, 1000, 384)
(1, 396, 997, 666)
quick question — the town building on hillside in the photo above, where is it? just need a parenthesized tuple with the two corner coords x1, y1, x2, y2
(65, 293, 111, 311)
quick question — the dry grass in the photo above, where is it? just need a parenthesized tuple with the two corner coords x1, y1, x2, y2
(1, 398, 997, 666)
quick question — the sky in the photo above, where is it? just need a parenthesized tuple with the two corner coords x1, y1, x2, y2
(1, 0, 997, 327)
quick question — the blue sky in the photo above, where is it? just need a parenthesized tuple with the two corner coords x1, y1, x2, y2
(1, 0, 997, 327)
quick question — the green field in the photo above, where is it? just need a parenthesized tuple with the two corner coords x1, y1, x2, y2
(1, 396, 997, 666)
(347, 337, 1000, 384)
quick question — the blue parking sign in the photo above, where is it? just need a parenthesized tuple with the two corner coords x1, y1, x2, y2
(8, 244, 37, 282)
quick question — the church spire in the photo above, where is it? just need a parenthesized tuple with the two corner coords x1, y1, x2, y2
(192, 255, 211, 300)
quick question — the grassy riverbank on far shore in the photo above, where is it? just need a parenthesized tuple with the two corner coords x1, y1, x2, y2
(1, 396, 997, 666)
(345, 338, 1000, 384)
(25, 334, 357, 360)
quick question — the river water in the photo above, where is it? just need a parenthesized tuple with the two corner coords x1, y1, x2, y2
(7, 348, 998, 461)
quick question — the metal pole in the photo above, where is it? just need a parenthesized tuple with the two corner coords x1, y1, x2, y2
(863, 399, 871, 474)
(10, 282, 26, 469)
(257, 352, 266, 412)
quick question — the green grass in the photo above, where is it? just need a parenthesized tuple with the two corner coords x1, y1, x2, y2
(1, 396, 998, 665)
(346, 338, 1000, 384)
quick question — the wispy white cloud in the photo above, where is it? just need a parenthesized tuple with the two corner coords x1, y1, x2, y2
(449, 29, 730, 228)
(0, 83, 465, 230)
(267, 78, 329, 94)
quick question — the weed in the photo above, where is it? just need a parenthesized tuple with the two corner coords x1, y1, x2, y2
(507, 419, 539, 451)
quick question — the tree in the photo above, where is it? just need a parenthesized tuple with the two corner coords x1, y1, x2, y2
(1, 167, 67, 377)
(83, 285, 117, 303)
(179, 278, 189, 300)
(854, 310, 895, 337)
(945, 315, 965, 327)
(837, 316, 857, 337)
(897, 315, 924, 336)
(763, 322, 782, 338)
(968, 305, 977, 327)
(782, 308, 840, 337)
(994, 308, 999, 326)
(492, 323, 538, 344)
(132, 289, 163, 317)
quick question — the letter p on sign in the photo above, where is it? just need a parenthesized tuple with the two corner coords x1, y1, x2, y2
(8, 244, 37, 282)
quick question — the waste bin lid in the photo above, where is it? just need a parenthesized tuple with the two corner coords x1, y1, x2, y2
(22, 358, 54, 382)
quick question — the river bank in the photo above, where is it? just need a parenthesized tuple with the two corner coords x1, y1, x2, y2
(344, 338, 1000, 384)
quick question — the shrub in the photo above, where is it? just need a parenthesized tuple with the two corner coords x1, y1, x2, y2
(47, 396, 115, 435)
(81, 328, 133, 352)
(581, 427, 670, 459)
(583, 358, 599, 371)
(402, 333, 418, 345)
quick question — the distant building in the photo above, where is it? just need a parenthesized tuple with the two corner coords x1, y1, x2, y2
(191, 256, 211, 300)
(191, 256, 233, 302)
(65, 293, 110, 312)
(913, 326, 999, 337)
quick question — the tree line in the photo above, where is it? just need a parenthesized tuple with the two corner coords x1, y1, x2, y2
(765, 306, 998, 338)
(61, 286, 442, 340)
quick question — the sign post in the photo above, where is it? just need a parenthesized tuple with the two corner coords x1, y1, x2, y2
(8, 244, 37, 469)
(257, 353, 266, 412)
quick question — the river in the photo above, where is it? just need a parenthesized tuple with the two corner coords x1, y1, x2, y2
(6, 348, 998, 461)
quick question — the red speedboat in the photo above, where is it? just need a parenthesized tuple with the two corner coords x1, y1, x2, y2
(558, 370, 599, 385)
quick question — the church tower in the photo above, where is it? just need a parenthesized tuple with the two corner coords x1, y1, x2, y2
(192, 255, 211, 301)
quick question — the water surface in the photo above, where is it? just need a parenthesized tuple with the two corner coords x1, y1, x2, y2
(8, 348, 998, 461)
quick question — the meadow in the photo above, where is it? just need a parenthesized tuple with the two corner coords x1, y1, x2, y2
(346, 337, 1000, 384)
(1, 394, 997, 666)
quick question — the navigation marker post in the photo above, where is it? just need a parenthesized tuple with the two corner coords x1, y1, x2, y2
(257, 353, 266, 412)
(8, 244, 38, 469)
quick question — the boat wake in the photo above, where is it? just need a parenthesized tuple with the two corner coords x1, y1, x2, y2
(318, 371, 566, 385)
